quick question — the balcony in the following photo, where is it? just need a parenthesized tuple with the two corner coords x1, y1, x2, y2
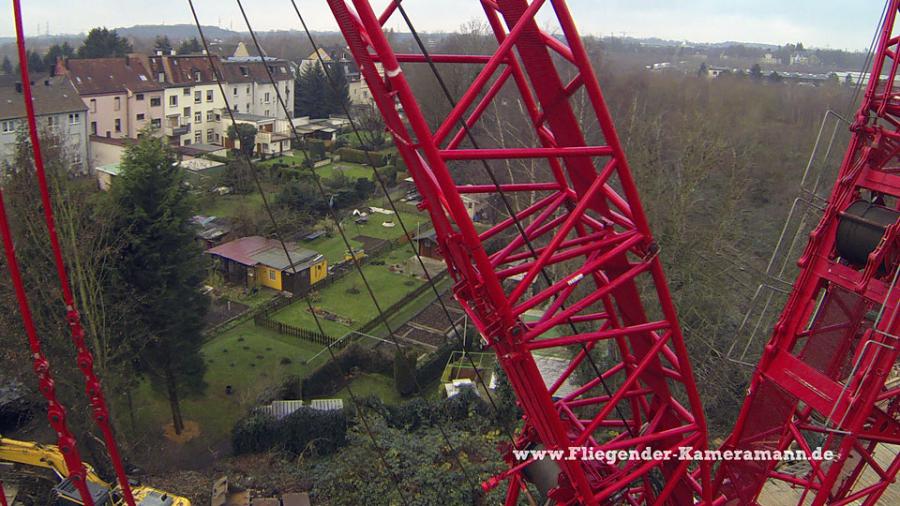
(165, 123, 191, 137)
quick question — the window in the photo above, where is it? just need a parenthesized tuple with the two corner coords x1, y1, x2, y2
(136, 113, 145, 121)
(240, 66, 248, 77)
(183, 87, 191, 96)
(114, 119, 121, 132)
(183, 107, 190, 118)
(136, 93, 144, 101)
(264, 92, 270, 103)
(233, 87, 238, 96)
(72, 151, 81, 165)
(169, 95, 178, 107)
(206, 111, 215, 122)
(206, 128, 214, 143)
(206, 90, 214, 102)
(194, 90, 201, 104)
(150, 97, 161, 107)
(114, 97, 121, 111)
(89, 98, 97, 113)
(268, 269, 276, 281)
(264, 109, 270, 117)
(157, 72, 165, 83)
(246, 85, 250, 94)
(47, 116, 57, 127)
(68, 113, 80, 125)
(1, 120, 17, 133)
(90, 121, 97, 135)
(194, 131, 202, 143)
(194, 71, 201, 82)
(151, 118, 161, 128)
(194, 111, 202, 123)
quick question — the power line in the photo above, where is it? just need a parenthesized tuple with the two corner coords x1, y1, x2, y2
(285, 0, 521, 448)
(232, 0, 482, 493)
(394, 2, 638, 443)
(185, 2, 410, 503)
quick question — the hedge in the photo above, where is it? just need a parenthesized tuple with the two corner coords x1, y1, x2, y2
(393, 349, 418, 397)
(337, 147, 390, 167)
(415, 341, 457, 386)
(300, 343, 393, 398)
(232, 408, 348, 456)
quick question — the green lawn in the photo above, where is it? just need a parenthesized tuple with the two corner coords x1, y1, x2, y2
(337, 372, 402, 405)
(304, 234, 363, 264)
(343, 209, 428, 241)
(127, 320, 328, 444)
(270, 261, 425, 335)
(317, 162, 374, 181)
(197, 191, 276, 219)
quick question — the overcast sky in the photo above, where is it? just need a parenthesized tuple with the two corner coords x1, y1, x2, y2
(2, 0, 889, 51)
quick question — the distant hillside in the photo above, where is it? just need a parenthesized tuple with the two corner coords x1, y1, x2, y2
(114, 24, 239, 41)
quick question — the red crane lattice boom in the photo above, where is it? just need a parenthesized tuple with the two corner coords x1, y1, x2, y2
(716, 2, 900, 504)
(328, 1, 711, 503)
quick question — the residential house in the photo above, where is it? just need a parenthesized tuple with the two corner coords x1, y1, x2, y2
(206, 236, 327, 295)
(144, 54, 225, 147)
(226, 112, 291, 156)
(221, 58, 294, 119)
(759, 53, 782, 65)
(790, 51, 818, 66)
(299, 46, 359, 80)
(0, 75, 89, 172)
(57, 57, 165, 139)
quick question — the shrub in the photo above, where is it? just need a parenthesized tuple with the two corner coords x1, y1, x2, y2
(336, 147, 389, 167)
(280, 357, 293, 365)
(393, 349, 418, 397)
(279, 375, 302, 398)
(232, 413, 279, 454)
(231, 408, 349, 457)
(308, 139, 327, 161)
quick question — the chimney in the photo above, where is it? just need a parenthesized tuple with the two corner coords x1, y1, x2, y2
(54, 56, 67, 78)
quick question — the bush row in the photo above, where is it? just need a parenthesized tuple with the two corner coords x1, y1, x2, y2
(232, 407, 349, 456)
(337, 147, 391, 167)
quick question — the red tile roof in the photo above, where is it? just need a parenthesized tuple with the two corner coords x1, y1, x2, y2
(62, 57, 162, 95)
(206, 236, 272, 266)
(221, 60, 292, 84)
(151, 55, 221, 85)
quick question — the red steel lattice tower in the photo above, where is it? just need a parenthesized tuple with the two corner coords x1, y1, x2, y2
(328, 1, 711, 503)
(716, 2, 900, 504)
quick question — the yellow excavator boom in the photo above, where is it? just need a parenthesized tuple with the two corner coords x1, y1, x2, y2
(0, 435, 190, 506)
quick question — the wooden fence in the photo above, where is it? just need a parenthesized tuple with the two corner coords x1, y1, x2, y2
(254, 314, 342, 348)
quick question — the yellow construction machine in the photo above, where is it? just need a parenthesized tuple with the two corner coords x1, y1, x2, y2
(0, 436, 190, 506)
